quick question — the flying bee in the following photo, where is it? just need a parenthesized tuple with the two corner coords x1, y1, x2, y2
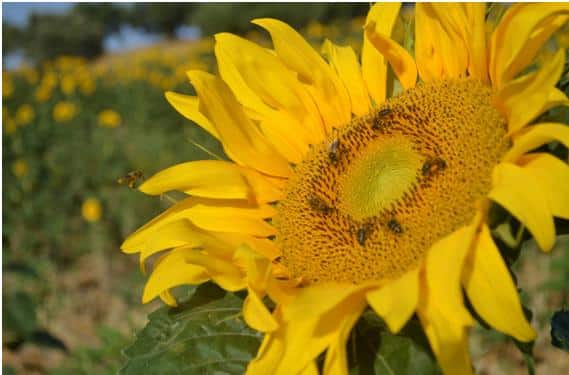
(328, 138, 340, 165)
(117, 170, 145, 189)
(387, 219, 403, 235)
(422, 157, 447, 177)
(372, 108, 392, 130)
(308, 195, 332, 215)
(357, 223, 374, 246)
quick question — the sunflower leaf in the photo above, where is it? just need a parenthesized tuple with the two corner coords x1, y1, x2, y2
(350, 310, 440, 375)
(120, 283, 262, 375)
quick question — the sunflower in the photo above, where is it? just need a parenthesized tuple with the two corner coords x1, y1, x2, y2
(122, 3, 569, 374)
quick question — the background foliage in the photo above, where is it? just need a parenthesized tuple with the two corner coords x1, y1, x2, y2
(3, 3, 569, 374)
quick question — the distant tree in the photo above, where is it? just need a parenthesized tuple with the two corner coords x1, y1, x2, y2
(3, 22, 25, 55)
(25, 12, 105, 62)
(71, 3, 129, 34)
(130, 4, 196, 39)
(189, 3, 369, 36)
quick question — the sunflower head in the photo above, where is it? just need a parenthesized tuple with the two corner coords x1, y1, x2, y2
(277, 79, 510, 284)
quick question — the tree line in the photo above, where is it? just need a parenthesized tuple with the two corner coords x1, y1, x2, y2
(3, 3, 369, 64)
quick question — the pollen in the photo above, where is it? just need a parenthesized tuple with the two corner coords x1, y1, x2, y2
(275, 79, 510, 284)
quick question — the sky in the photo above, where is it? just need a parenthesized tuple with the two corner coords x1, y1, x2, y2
(3, 2, 72, 27)
(2, 2, 200, 69)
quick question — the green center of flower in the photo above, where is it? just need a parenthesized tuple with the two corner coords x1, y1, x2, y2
(276, 79, 510, 285)
(338, 136, 423, 221)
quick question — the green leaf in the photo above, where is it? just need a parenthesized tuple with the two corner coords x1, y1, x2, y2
(120, 283, 262, 375)
(350, 311, 440, 375)
(2, 291, 38, 342)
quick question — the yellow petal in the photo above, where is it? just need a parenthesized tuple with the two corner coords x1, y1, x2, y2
(214, 34, 273, 117)
(124, 197, 277, 247)
(490, 3, 569, 88)
(266, 278, 301, 306)
(489, 162, 555, 251)
(143, 250, 209, 303)
(321, 39, 371, 116)
(188, 70, 291, 177)
(164, 91, 219, 139)
(123, 217, 271, 273)
(503, 122, 569, 162)
(419, 311, 472, 375)
(138, 160, 283, 204)
(323, 299, 366, 375)
(182, 248, 246, 291)
(463, 224, 536, 342)
(423, 222, 476, 329)
(414, 3, 443, 81)
(421, 3, 469, 78)
(419, 221, 478, 375)
(186, 202, 276, 237)
(258, 114, 306, 164)
(249, 290, 367, 375)
(245, 237, 281, 261)
(281, 295, 366, 375)
(464, 3, 489, 82)
(362, 2, 401, 104)
(495, 49, 568, 134)
(415, 3, 468, 80)
(364, 20, 417, 89)
(243, 286, 278, 333)
(122, 219, 204, 255)
(366, 267, 419, 333)
(159, 290, 178, 307)
(135, 221, 221, 273)
(246, 328, 285, 375)
(299, 362, 319, 375)
(520, 153, 569, 219)
(237, 245, 272, 289)
(215, 33, 323, 146)
(283, 282, 371, 322)
(252, 18, 351, 131)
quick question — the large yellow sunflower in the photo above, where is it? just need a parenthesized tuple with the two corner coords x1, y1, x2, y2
(123, 3, 569, 374)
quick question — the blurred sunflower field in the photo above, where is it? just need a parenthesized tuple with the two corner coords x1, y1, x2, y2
(3, 3, 569, 375)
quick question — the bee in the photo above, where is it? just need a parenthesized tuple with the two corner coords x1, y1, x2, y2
(357, 223, 373, 246)
(308, 195, 332, 215)
(117, 170, 144, 189)
(387, 219, 403, 235)
(328, 138, 340, 164)
(372, 108, 392, 130)
(422, 157, 447, 177)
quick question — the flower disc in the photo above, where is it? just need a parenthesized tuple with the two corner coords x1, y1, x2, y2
(276, 78, 510, 284)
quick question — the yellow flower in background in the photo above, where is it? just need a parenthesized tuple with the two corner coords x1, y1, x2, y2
(53, 101, 77, 123)
(3, 74, 14, 98)
(123, 3, 569, 375)
(15, 104, 35, 126)
(306, 21, 325, 38)
(42, 71, 58, 89)
(60, 75, 76, 96)
(4, 117, 17, 135)
(35, 85, 53, 102)
(23, 68, 39, 85)
(98, 109, 122, 128)
(82, 198, 102, 223)
(12, 159, 29, 178)
(79, 78, 96, 96)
